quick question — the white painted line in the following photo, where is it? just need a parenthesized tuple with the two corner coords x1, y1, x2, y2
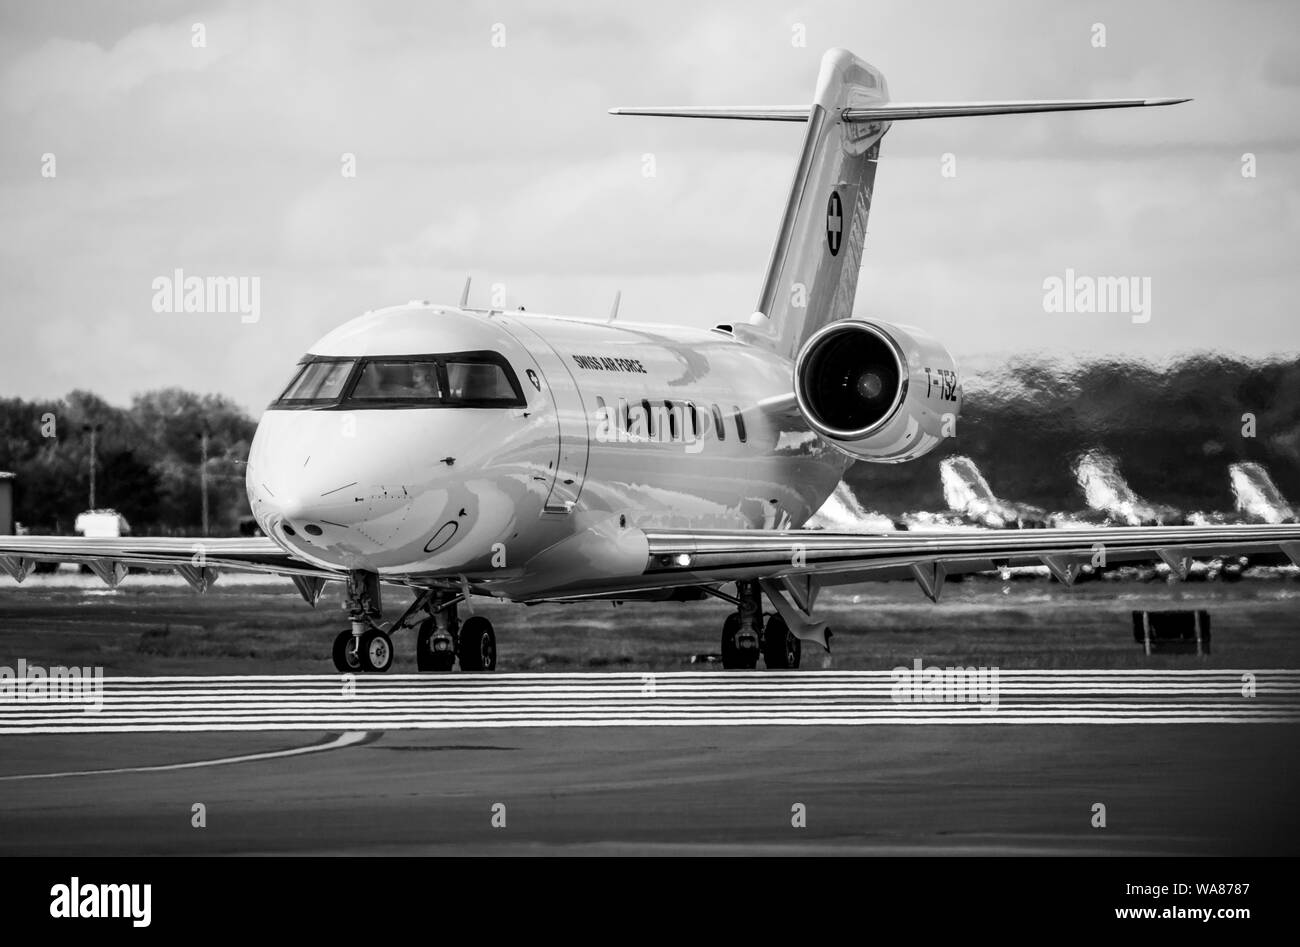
(0, 730, 369, 780)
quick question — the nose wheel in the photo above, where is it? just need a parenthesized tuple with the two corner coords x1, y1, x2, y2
(331, 629, 361, 673)
(332, 628, 394, 673)
(358, 628, 394, 672)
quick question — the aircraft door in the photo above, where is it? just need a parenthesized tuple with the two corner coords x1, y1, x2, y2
(496, 315, 590, 513)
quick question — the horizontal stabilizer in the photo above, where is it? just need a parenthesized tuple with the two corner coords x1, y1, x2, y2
(610, 98, 1188, 123)
(608, 105, 810, 121)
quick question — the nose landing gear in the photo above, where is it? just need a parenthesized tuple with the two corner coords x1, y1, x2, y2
(331, 570, 497, 673)
(332, 570, 393, 673)
(331, 625, 396, 673)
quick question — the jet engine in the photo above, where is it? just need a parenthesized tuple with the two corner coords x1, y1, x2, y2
(793, 319, 961, 463)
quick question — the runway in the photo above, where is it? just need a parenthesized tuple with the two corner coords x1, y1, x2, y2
(1, 670, 1297, 854)
(1, 669, 1297, 733)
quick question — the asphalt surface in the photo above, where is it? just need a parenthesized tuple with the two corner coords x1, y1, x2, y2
(0, 671, 1297, 855)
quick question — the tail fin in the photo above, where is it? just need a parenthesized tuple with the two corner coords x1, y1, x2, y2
(1230, 462, 1297, 524)
(940, 456, 998, 513)
(611, 47, 1187, 361)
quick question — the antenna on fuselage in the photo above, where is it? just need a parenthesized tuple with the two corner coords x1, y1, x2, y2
(459, 276, 472, 308)
(607, 290, 622, 323)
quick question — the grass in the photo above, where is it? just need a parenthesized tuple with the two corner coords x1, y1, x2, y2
(2, 570, 1298, 674)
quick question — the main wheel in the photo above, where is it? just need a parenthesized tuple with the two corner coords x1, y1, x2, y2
(721, 613, 758, 670)
(458, 616, 497, 672)
(332, 629, 361, 673)
(416, 618, 456, 672)
(358, 629, 394, 673)
(762, 614, 801, 670)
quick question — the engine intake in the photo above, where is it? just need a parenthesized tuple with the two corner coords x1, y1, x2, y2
(794, 320, 960, 463)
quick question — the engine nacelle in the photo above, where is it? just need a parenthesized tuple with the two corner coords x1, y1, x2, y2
(793, 319, 961, 463)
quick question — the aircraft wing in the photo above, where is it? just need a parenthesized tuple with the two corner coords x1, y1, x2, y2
(0, 536, 340, 603)
(639, 523, 1300, 593)
(611, 523, 1300, 646)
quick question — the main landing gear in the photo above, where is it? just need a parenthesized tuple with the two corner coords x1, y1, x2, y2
(719, 579, 803, 670)
(331, 570, 497, 674)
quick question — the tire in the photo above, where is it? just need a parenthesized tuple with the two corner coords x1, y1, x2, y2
(416, 619, 455, 672)
(332, 629, 361, 673)
(762, 615, 801, 670)
(721, 614, 758, 670)
(458, 616, 497, 672)
(358, 629, 394, 673)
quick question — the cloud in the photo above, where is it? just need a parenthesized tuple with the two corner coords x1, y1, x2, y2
(0, 0, 1297, 414)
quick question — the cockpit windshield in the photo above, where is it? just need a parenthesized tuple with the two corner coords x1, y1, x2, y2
(351, 360, 444, 401)
(277, 360, 356, 403)
(270, 352, 525, 409)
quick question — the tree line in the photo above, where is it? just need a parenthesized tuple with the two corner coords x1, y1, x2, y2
(2, 354, 1297, 533)
(0, 389, 256, 535)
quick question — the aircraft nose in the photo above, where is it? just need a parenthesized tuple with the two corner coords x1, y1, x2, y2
(245, 409, 491, 571)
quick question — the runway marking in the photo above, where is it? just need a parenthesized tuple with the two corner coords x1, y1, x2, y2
(0, 730, 369, 780)
(0, 671, 1297, 733)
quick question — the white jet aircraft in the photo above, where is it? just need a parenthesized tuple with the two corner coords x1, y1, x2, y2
(5, 48, 1299, 673)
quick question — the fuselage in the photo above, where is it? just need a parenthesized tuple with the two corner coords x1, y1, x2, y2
(246, 303, 850, 597)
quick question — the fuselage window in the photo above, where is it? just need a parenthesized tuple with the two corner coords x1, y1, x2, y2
(712, 404, 726, 441)
(733, 406, 747, 443)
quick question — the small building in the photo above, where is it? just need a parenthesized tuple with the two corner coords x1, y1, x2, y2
(0, 472, 13, 534)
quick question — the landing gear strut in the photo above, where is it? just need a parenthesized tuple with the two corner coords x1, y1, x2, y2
(721, 580, 762, 670)
(416, 598, 496, 672)
(415, 598, 457, 672)
(719, 580, 802, 670)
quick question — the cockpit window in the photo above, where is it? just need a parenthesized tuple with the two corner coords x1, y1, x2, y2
(446, 360, 518, 402)
(269, 351, 525, 409)
(351, 360, 444, 401)
(277, 359, 355, 403)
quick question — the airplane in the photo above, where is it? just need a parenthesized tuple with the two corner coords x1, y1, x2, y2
(896, 455, 1048, 530)
(803, 481, 897, 533)
(5, 47, 1300, 674)
(1048, 449, 1186, 527)
(1205, 462, 1298, 525)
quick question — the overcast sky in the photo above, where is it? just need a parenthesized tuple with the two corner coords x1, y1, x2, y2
(2, 0, 1298, 413)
